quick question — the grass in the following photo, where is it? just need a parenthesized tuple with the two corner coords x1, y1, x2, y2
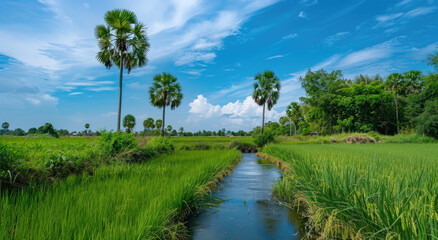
(262, 143, 438, 239)
(0, 149, 241, 239)
(276, 132, 437, 144)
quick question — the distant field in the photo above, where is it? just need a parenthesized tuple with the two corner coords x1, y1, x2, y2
(1, 137, 98, 172)
(263, 143, 438, 239)
(1, 150, 241, 239)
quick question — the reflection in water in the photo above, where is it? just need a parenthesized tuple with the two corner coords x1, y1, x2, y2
(188, 153, 302, 240)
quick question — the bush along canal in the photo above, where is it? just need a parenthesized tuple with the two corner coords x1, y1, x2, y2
(188, 153, 303, 239)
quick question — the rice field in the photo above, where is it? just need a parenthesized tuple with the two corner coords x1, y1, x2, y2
(0, 150, 241, 239)
(262, 144, 438, 239)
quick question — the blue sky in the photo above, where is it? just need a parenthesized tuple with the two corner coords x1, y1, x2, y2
(0, 0, 437, 132)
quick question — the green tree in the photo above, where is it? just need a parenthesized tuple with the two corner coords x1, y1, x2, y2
(149, 73, 183, 136)
(95, 9, 150, 131)
(143, 118, 154, 135)
(385, 73, 403, 134)
(123, 114, 136, 133)
(166, 125, 172, 137)
(299, 69, 346, 134)
(428, 51, 438, 71)
(416, 99, 438, 138)
(2, 122, 9, 130)
(38, 123, 58, 137)
(179, 127, 184, 136)
(84, 123, 90, 136)
(28, 128, 37, 134)
(13, 128, 26, 136)
(252, 70, 281, 134)
(286, 102, 303, 136)
(155, 120, 162, 130)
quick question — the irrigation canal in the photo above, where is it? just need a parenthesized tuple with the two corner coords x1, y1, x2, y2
(188, 153, 303, 239)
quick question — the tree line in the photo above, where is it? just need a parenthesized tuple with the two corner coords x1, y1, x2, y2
(257, 52, 438, 138)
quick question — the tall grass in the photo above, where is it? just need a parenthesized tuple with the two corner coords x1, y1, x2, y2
(0, 150, 240, 239)
(263, 144, 438, 239)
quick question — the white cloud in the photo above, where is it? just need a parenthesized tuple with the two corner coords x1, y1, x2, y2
(337, 40, 398, 68)
(396, 0, 413, 6)
(325, 32, 349, 45)
(0, 0, 280, 100)
(283, 33, 298, 40)
(86, 87, 117, 92)
(405, 7, 437, 17)
(188, 95, 284, 128)
(410, 42, 438, 60)
(127, 82, 149, 90)
(101, 112, 117, 117)
(298, 11, 306, 18)
(266, 54, 286, 60)
(189, 95, 222, 118)
(69, 92, 84, 95)
(25, 93, 58, 106)
(376, 7, 436, 27)
(175, 52, 216, 66)
(300, 0, 318, 6)
(65, 81, 113, 87)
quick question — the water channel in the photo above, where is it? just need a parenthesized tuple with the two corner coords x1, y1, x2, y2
(189, 153, 303, 240)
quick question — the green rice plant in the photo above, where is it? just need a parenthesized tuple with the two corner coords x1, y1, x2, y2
(263, 143, 438, 239)
(0, 150, 240, 239)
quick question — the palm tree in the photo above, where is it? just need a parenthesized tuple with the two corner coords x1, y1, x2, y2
(155, 120, 162, 130)
(149, 73, 183, 136)
(143, 118, 154, 135)
(386, 73, 403, 134)
(286, 102, 303, 136)
(95, 9, 150, 131)
(252, 70, 281, 134)
(123, 114, 136, 133)
(84, 123, 90, 136)
(166, 125, 172, 137)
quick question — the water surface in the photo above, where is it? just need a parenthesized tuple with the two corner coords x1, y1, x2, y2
(189, 153, 301, 240)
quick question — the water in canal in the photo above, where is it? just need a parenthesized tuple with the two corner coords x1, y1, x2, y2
(189, 153, 302, 240)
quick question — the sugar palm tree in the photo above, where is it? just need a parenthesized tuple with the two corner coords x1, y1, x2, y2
(123, 114, 136, 133)
(286, 102, 302, 136)
(149, 73, 183, 136)
(252, 70, 281, 134)
(95, 9, 150, 131)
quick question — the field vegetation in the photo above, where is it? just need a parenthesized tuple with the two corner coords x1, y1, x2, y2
(1, 150, 240, 239)
(262, 143, 438, 239)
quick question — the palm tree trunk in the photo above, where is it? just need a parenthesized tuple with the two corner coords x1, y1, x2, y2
(261, 103, 265, 134)
(289, 118, 292, 136)
(161, 104, 166, 137)
(395, 93, 399, 134)
(294, 123, 297, 136)
(117, 54, 123, 131)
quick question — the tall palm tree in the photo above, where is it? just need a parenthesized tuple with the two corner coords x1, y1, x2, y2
(149, 73, 183, 136)
(386, 73, 403, 134)
(286, 102, 303, 136)
(252, 70, 281, 134)
(95, 9, 150, 131)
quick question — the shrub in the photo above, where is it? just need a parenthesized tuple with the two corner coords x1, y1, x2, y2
(344, 135, 376, 144)
(193, 143, 211, 150)
(98, 131, 138, 155)
(416, 99, 438, 139)
(0, 142, 16, 178)
(147, 137, 174, 154)
(228, 140, 257, 152)
(254, 132, 275, 147)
